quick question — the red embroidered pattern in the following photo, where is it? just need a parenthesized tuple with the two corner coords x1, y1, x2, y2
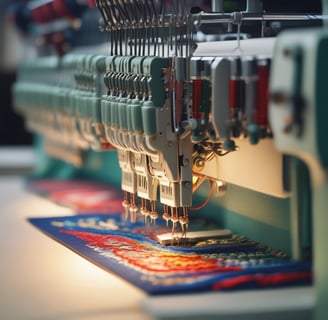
(61, 229, 242, 275)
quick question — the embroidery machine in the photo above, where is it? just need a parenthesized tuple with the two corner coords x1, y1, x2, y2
(11, 0, 328, 318)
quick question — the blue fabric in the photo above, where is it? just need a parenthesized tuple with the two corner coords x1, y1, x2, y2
(29, 213, 312, 295)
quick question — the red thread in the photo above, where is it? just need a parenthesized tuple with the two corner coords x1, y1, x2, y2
(61, 230, 242, 274)
(192, 80, 202, 119)
(256, 63, 270, 127)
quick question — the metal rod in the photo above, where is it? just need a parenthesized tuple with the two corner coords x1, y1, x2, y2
(106, 13, 323, 31)
(198, 12, 323, 26)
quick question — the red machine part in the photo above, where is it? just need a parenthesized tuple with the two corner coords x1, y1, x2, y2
(256, 59, 270, 127)
(192, 79, 202, 120)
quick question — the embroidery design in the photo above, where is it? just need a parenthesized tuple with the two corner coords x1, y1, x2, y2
(29, 213, 312, 295)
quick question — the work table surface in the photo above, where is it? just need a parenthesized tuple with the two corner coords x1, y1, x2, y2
(0, 176, 152, 320)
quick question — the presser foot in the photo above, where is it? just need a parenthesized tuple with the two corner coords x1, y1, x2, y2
(156, 229, 232, 246)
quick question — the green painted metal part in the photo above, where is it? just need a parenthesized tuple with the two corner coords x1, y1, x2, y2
(143, 57, 169, 106)
(314, 20, 328, 320)
(130, 99, 143, 132)
(142, 100, 157, 135)
(316, 37, 328, 170)
(313, 180, 328, 320)
(118, 97, 128, 130)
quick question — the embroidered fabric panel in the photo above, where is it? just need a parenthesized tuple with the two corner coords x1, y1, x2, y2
(29, 213, 311, 295)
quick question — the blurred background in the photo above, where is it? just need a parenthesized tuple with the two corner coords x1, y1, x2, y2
(0, 0, 106, 146)
(0, 0, 32, 145)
